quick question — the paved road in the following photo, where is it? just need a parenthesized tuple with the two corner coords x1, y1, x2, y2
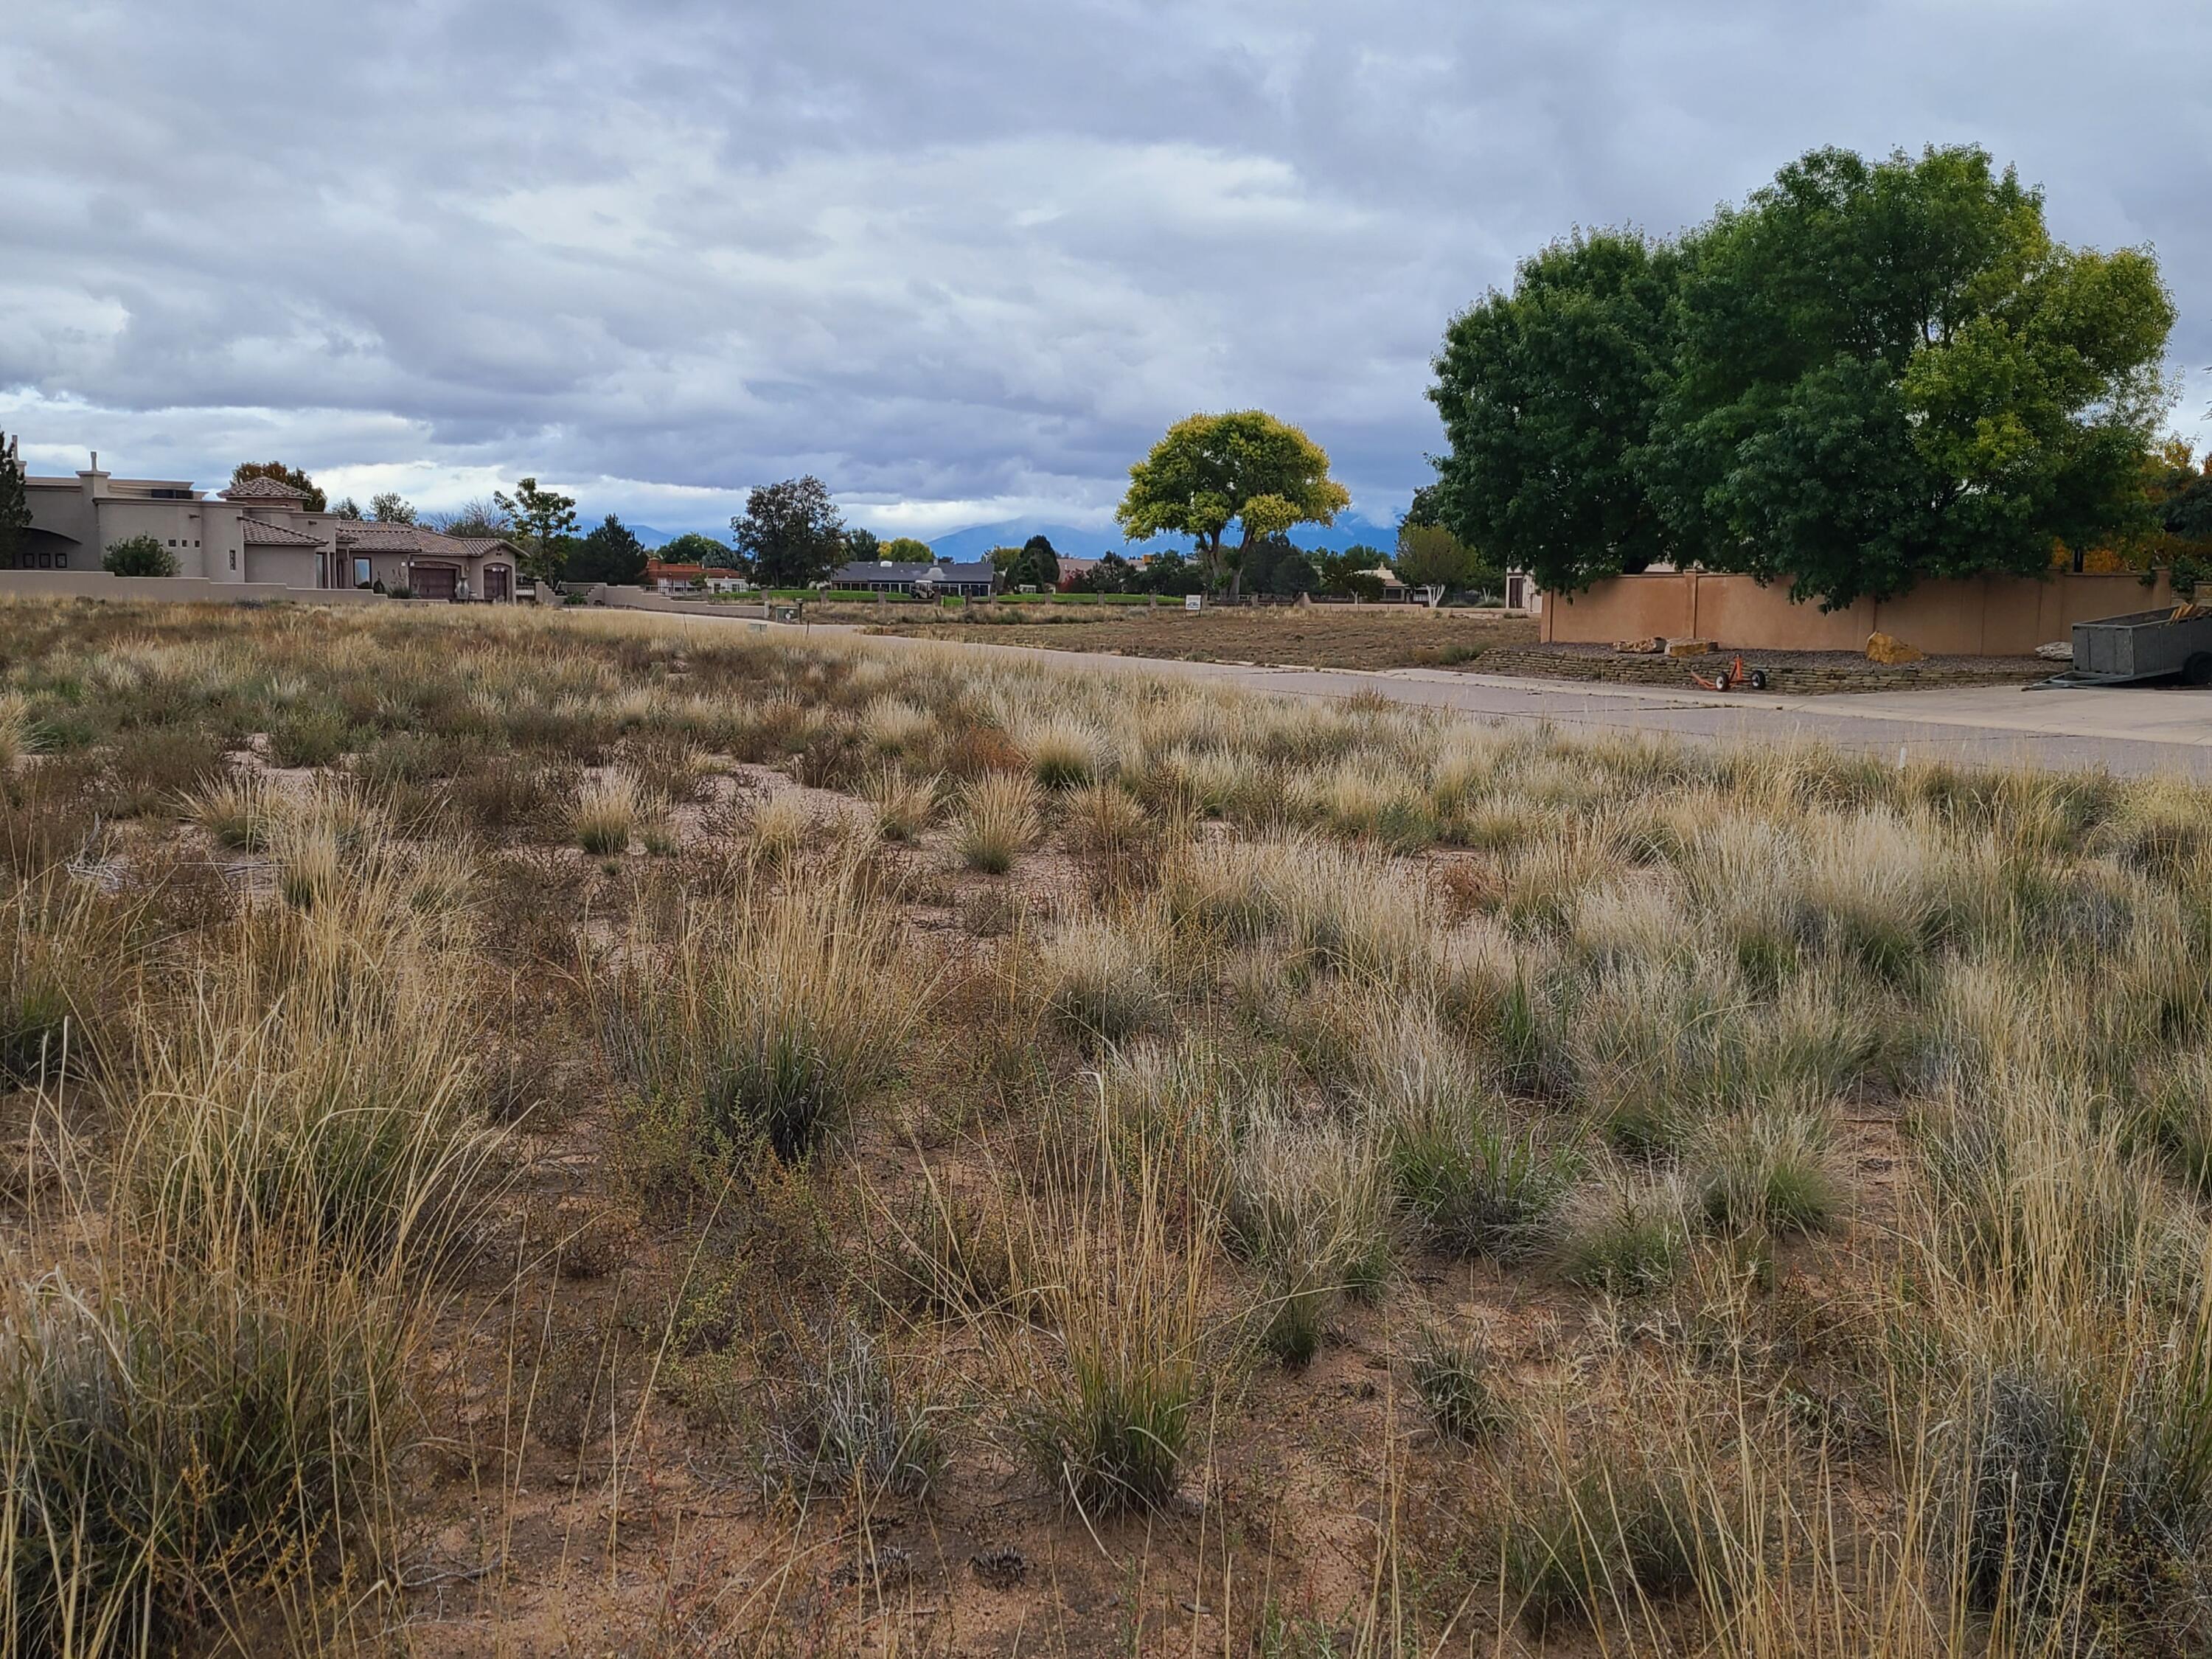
(652, 612, 2212, 779)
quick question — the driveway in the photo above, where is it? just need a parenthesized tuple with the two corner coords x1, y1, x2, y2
(654, 612, 2212, 779)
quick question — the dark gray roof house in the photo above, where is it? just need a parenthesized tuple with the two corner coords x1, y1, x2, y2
(830, 559, 996, 597)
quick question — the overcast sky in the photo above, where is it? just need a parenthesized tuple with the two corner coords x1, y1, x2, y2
(4, 1, 2209, 538)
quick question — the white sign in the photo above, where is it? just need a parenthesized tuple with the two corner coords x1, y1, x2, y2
(1184, 594, 1203, 611)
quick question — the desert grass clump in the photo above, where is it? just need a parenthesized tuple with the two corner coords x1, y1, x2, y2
(954, 770, 1040, 874)
(1020, 715, 1105, 790)
(130, 879, 495, 1270)
(1693, 1103, 1843, 1236)
(0, 874, 123, 1088)
(1225, 1117, 1395, 1365)
(0, 1264, 408, 1655)
(181, 768, 279, 851)
(1018, 1109, 1210, 1514)
(861, 767, 942, 844)
(609, 860, 914, 1166)
(1060, 780, 1161, 900)
(265, 704, 350, 769)
(1371, 1018, 1579, 1262)
(1500, 1450, 1705, 1631)
(740, 787, 813, 869)
(1408, 1328, 1512, 1444)
(0, 691, 42, 772)
(763, 1319, 945, 1500)
(1039, 914, 1166, 1041)
(571, 769, 643, 854)
(1563, 1178, 1689, 1297)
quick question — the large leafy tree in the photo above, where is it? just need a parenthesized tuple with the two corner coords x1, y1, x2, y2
(230, 462, 326, 512)
(880, 536, 934, 563)
(566, 514, 648, 584)
(658, 531, 734, 567)
(731, 476, 846, 586)
(1428, 231, 1682, 594)
(1116, 411, 1350, 594)
(1647, 145, 2174, 608)
(493, 478, 580, 585)
(369, 491, 416, 524)
(1394, 523, 1490, 602)
(0, 432, 29, 566)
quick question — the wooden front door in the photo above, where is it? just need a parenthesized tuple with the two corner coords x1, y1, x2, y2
(414, 565, 458, 601)
(484, 565, 509, 601)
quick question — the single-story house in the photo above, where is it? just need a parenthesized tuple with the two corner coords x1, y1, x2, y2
(644, 560, 708, 592)
(828, 559, 997, 597)
(335, 521, 522, 601)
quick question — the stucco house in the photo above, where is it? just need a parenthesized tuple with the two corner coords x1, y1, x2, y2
(9, 456, 520, 600)
(829, 558, 997, 597)
(335, 521, 521, 601)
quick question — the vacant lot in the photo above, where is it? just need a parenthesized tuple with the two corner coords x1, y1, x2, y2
(864, 600, 1537, 670)
(3, 598, 2211, 1655)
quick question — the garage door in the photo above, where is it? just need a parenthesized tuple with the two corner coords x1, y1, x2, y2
(414, 566, 457, 600)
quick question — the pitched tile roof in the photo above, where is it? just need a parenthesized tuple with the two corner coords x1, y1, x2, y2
(222, 476, 309, 501)
(334, 523, 518, 559)
(240, 518, 328, 546)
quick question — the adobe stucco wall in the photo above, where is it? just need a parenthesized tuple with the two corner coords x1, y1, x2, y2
(1540, 571, 2180, 656)
(0, 571, 389, 605)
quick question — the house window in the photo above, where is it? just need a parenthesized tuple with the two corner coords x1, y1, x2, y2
(354, 557, 372, 588)
(229, 550, 237, 569)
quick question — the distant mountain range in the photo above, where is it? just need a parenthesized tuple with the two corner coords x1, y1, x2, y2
(626, 516, 1399, 560)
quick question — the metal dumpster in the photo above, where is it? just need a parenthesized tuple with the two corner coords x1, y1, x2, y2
(2056, 606, 2212, 686)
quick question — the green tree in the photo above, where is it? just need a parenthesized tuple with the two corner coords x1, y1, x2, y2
(333, 497, 364, 521)
(1315, 546, 1388, 602)
(878, 536, 934, 563)
(1429, 230, 1682, 594)
(1242, 534, 1318, 597)
(493, 477, 580, 585)
(658, 531, 735, 567)
(426, 498, 509, 539)
(731, 476, 846, 586)
(229, 462, 327, 512)
(1394, 523, 1489, 602)
(1116, 411, 1351, 595)
(844, 526, 881, 563)
(1647, 145, 2174, 608)
(1130, 549, 1203, 597)
(0, 432, 29, 566)
(1006, 533, 1060, 591)
(566, 514, 648, 584)
(102, 534, 177, 577)
(369, 491, 416, 524)
(1068, 551, 1136, 594)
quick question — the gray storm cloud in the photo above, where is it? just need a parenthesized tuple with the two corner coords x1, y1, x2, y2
(4, 0, 2208, 530)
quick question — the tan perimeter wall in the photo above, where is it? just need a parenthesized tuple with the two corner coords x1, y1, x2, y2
(1540, 571, 2180, 657)
(0, 571, 397, 606)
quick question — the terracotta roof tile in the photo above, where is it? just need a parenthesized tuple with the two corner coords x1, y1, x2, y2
(222, 476, 309, 501)
(240, 519, 328, 546)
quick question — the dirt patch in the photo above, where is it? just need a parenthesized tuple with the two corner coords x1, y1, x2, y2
(1475, 640, 2051, 695)
(864, 605, 1538, 671)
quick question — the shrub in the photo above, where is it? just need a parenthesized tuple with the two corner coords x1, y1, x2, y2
(762, 1320, 944, 1500)
(100, 535, 177, 577)
(1409, 1329, 1512, 1444)
(0, 692, 41, 773)
(954, 771, 1040, 874)
(266, 706, 350, 769)
(1375, 1047, 1579, 1262)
